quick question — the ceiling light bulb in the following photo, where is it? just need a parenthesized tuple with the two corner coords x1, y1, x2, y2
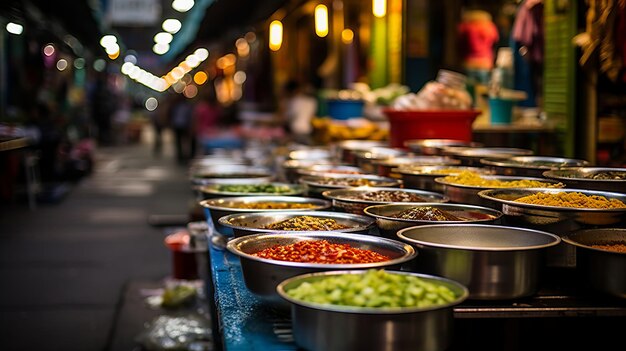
(153, 43, 170, 55)
(172, 0, 194, 12)
(6, 22, 23, 35)
(162, 19, 182, 34)
(154, 32, 173, 44)
(100, 35, 117, 48)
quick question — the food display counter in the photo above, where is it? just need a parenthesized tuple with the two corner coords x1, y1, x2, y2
(206, 228, 626, 351)
(197, 143, 626, 351)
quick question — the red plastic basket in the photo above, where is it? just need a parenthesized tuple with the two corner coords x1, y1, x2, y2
(383, 109, 481, 148)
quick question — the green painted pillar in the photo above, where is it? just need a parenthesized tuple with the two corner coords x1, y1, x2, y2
(369, 16, 387, 89)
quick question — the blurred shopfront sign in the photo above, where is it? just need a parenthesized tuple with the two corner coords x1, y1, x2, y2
(106, 0, 161, 26)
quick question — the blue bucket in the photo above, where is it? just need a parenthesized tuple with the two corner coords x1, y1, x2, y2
(489, 98, 514, 125)
(327, 99, 364, 120)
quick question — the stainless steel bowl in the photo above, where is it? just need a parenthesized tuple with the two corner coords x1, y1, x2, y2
(397, 224, 561, 300)
(395, 166, 495, 192)
(562, 228, 626, 298)
(218, 210, 375, 237)
(480, 156, 589, 177)
(289, 148, 333, 161)
(200, 196, 331, 236)
(441, 147, 534, 166)
(405, 139, 483, 155)
(300, 174, 402, 198)
(277, 270, 468, 351)
(322, 186, 448, 215)
(227, 233, 417, 301)
(478, 188, 626, 267)
(543, 167, 626, 193)
(333, 140, 387, 165)
(281, 159, 337, 183)
(353, 147, 407, 173)
(190, 165, 273, 186)
(197, 182, 304, 200)
(364, 203, 503, 239)
(297, 165, 365, 179)
(372, 156, 461, 178)
(435, 175, 563, 208)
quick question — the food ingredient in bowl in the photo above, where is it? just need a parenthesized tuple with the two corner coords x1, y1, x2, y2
(286, 269, 458, 308)
(580, 171, 626, 180)
(252, 240, 389, 264)
(340, 190, 426, 202)
(390, 206, 466, 221)
(313, 178, 378, 186)
(264, 216, 350, 230)
(215, 184, 295, 194)
(220, 202, 318, 210)
(514, 192, 626, 209)
(590, 243, 626, 253)
(442, 171, 562, 188)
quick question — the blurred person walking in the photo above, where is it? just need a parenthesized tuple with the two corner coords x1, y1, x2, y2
(170, 95, 193, 163)
(191, 88, 221, 157)
(281, 80, 317, 145)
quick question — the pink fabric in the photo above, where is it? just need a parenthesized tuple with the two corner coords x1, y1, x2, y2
(193, 102, 220, 138)
(512, 0, 544, 63)
(458, 20, 500, 68)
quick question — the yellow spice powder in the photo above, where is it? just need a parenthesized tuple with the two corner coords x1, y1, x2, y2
(514, 192, 626, 209)
(442, 171, 561, 188)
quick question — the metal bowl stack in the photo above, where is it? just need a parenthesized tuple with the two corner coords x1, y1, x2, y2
(543, 167, 626, 192)
(364, 203, 503, 239)
(480, 156, 589, 177)
(200, 196, 331, 235)
(397, 224, 561, 300)
(441, 147, 534, 167)
(372, 156, 461, 178)
(332, 140, 387, 165)
(218, 210, 375, 237)
(276, 269, 468, 351)
(322, 187, 448, 215)
(405, 139, 483, 155)
(226, 232, 417, 301)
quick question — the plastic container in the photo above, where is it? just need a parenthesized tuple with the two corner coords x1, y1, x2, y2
(488, 98, 514, 125)
(384, 109, 481, 148)
(164, 231, 199, 280)
(327, 99, 364, 120)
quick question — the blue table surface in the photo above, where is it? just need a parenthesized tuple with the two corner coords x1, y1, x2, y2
(209, 243, 298, 351)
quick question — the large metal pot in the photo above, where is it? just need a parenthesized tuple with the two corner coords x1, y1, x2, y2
(397, 224, 561, 300)
(480, 156, 589, 177)
(372, 156, 460, 178)
(562, 228, 626, 298)
(441, 147, 533, 167)
(396, 166, 494, 192)
(277, 270, 468, 351)
(542, 167, 626, 193)
(405, 139, 483, 155)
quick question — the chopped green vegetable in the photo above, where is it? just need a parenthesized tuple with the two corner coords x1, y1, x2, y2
(286, 269, 457, 308)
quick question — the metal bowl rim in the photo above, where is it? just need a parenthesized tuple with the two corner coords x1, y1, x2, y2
(477, 188, 626, 212)
(372, 156, 461, 166)
(363, 203, 503, 224)
(276, 269, 469, 314)
(441, 147, 534, 157)
(227, 232, 416, 270)
(218, 210, 375, 232)
(394, 166, 494, 176)
(479, 156, 589, 169)
(561, 234, 626, 256)
(397, 223, 561, 251)
(199, 196, 331, 212)
(542, 167, 626, 183)
(300, 175, 402, 188)
(322, 186, 448, 204)
(433, 175, 563, 189)
(198, 182, 305, 196)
